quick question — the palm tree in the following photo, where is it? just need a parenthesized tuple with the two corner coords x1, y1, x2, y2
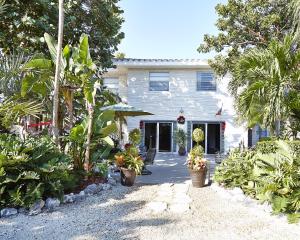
(52, 0, 64, 145)
(232, 35, 300, 136)
(291, 0, 300, 38)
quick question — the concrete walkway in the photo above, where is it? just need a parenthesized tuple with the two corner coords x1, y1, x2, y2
(136, 153, 216, 185)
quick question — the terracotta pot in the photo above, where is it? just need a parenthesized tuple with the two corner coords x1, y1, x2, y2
(120, 167, 136, 186)
(189, 168, 207, 188)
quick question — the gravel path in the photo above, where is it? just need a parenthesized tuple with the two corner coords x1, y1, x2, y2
(1, 154, 300, 240)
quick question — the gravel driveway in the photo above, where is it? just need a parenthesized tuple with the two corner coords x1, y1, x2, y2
(1, 153, 300, 240)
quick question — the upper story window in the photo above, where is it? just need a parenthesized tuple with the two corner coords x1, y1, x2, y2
(149, 72, 169, 91)
(103, 77, 119, 94)
(197, 72, 216, 91)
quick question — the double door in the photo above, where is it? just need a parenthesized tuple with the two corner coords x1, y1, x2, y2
(144, 122, 173, 152)
(192, 123, 220, 154)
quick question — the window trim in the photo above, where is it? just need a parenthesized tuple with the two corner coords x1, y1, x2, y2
(149, 72, 170, 91)
(196, 71, 216, 91)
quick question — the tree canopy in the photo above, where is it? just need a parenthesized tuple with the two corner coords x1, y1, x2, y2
(0, 0, 124, 70)
(232, 35, 300, 134)
(198, 0, 293, 75)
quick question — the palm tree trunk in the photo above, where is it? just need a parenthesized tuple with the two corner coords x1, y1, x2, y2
(52, 0, 64, 145)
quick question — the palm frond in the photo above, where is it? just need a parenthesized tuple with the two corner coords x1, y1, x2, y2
(0, 98, 44, 128)
(290, 0, 300, 39)
(0, 0, 8, 15)
(0, 52, 31, 97)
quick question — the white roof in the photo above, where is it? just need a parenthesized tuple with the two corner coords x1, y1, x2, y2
(112, 58, 210, 69)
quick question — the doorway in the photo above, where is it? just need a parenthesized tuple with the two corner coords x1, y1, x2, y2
(144, 122, 173, 152)
(191, 123, 221, 154)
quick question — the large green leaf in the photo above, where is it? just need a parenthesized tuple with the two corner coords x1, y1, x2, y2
(24, 59, 53, 70)
(44, 33, 57, 63)
(101, 136, 114, 147)
(79, 34, 89, 64)
(99, 122, 117, 137)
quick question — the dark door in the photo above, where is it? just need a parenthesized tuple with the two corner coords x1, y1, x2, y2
(192, 123, 206, 150)
(159, 123, 172, 152)
(207, 124, 220, 154)
(144, 123, 157, 150)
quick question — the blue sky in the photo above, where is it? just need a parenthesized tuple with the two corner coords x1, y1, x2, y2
(118, 0, 226, 59)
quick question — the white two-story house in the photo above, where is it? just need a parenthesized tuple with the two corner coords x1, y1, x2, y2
(104, 58, 253, 154)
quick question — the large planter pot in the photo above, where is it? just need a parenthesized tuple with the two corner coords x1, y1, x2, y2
(178, 147, 186, 156)
(120, 167, 136, 186)
(189, 168, 207, 188)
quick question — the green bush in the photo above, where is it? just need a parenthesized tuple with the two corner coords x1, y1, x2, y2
(214, 140, 300, 223)
(256, 140, 300, 155)
(0, 134, 78, 208)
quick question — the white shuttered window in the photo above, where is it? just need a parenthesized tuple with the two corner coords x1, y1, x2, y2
(197, 72, 216, 91)
(149, 72, 169, 91)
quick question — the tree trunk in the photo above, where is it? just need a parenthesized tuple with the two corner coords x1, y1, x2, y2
(52, 0, 64, 145)
(84, 103, 94, 171)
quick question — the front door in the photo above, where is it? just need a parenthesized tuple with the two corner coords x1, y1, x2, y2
(159, 123, 172, 152)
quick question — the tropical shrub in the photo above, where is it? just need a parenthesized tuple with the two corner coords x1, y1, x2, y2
(114, 129, 144, 174)
(0, 134, 78, 208)
(214, 140, 300, 223)
(174, 129, 187, 149)
(67, 110, 117, 170)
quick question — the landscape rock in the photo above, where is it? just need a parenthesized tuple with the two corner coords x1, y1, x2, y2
(29, 200, 45, 216)
(63, 193, 76, 203)
(18, 208, 28, 214)
(84, 183, 102, 195)
(75, 191, 86, 201)
(110, 172, 121, 183)
(45, 198, 60, 211)
(102, 183, 112, 191)
(1, 208, 18, 218)
(146, 201, 167, 213)
(108, 177, 117, 186)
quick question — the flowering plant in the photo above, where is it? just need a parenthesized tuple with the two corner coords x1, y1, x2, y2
(114, 128, 144, 174)
(186, 154, 207, 170)
(114, 146, 144, 174)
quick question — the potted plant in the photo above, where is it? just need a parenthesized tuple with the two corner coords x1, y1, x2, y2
(174, 129, 187, 156)
(186, 128, 208, 187)
(114, 128, 144, 186)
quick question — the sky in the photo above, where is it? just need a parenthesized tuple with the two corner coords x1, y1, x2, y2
(118, 0, 226, 59)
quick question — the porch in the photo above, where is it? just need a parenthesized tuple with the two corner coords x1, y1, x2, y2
(136, 153, 217, 185)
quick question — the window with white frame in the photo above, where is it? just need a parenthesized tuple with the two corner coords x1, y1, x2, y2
(197, 72, 216, 91)
(103, 77, 119, 94)
(149, 72, 170, 91)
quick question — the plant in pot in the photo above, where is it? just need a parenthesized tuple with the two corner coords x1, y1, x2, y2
(174, 128, 187, 156)
(114, 128, 144, 186)
(186, 128, 208, 188)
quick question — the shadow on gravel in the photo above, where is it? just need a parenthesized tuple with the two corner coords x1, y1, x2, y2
(0, 185, 174, 240)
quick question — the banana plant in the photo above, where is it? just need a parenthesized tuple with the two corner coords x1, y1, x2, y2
(68, 110, 117, 170)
